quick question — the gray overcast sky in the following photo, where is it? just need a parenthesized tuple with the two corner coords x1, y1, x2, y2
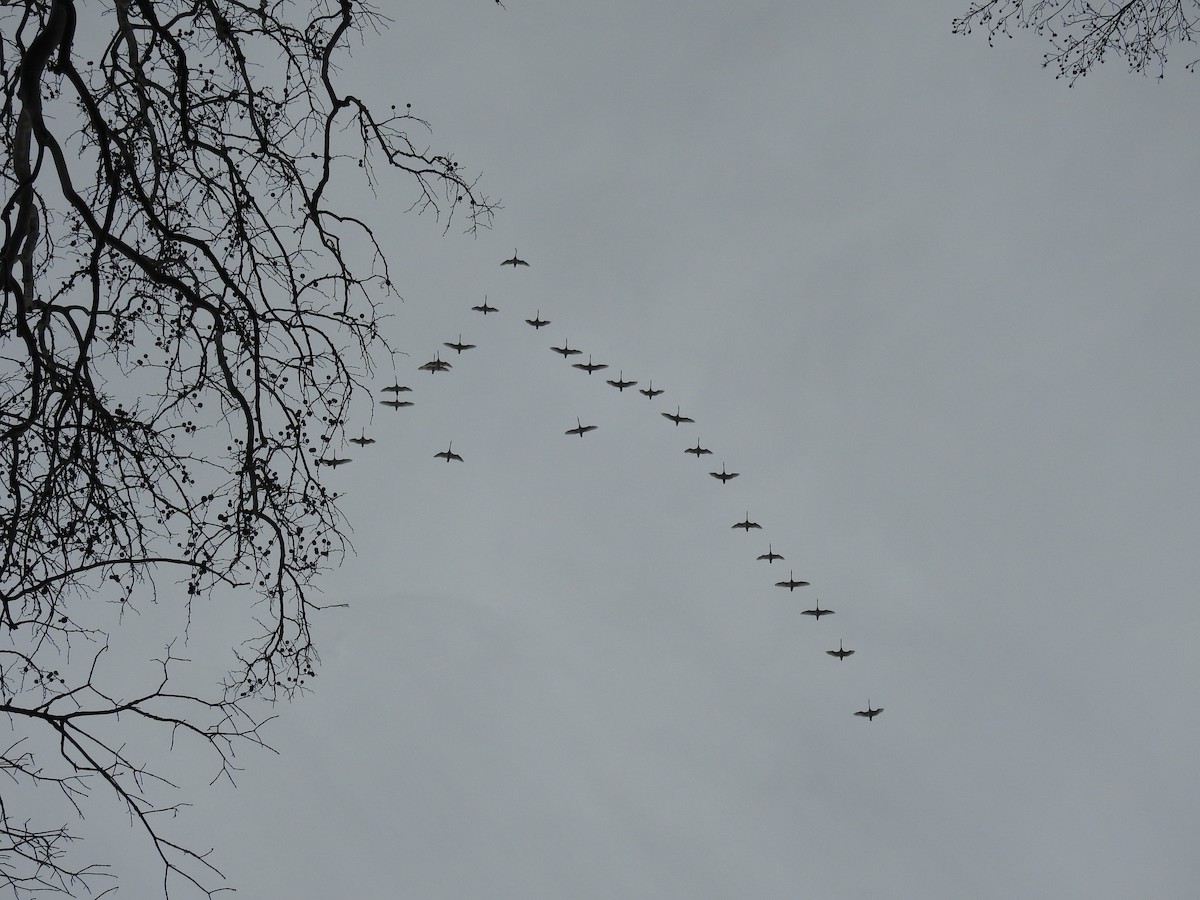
(119, 1, 1200, 897)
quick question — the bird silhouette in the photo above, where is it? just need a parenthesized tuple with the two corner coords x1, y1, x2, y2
(550, 340, 582, 357)
(565, 417, 598, 437)
(572, 355, 608, 374)
(662, 406, 694, 426)
(500, 249, 529, 267)
(774, 570, 810, 591)
(827, 641, 855, 660)
(801, 600, 834, 620)
(854, 701, 883, 721)
(732, 512, 761, 531)
(606, 371, 637, 391)
(444, 334, 476, 353)
(434, 442, 464, 463)
(418, 353, 452, 373)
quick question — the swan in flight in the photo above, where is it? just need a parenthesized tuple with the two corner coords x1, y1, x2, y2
(606, 371, 637, 391)
(854, 701, 883, 721)
(709, 463, 738, 483)
(801, 600, 834, 620)
(732, 512, 762, 531)
(826, 641, 855, 660)
(444, 334, 477, 353)
(774, 571, 810, 591)
(572, 355, 608, 374)
(434, 442, 464, 463)
(419, 353, 452, 373)
(565, 417, 598, 437)
(662, 406, 694, 426)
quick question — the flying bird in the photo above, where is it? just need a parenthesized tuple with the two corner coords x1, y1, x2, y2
(639, 380, 664, 399)
(662, 406, 694, 426)
(854, 701, 883, 721)
(565, 417, 598, 437)
(709, 463, 738, 483)
(826, 640, 855, 660)
(606, 371, 637, 391)
(500, 249, 530, 267)
(572, 355, 608, 374)
(526, 311, 551, 329)
(380, 382, 412, 394)
(774, 570, 810, 591)
(349, 430, 376, 446)
(550, 340, 582, 357)
(382, 399, 414, 409)
(757, 544, 784, 563)
(434, 442, 464, 463)
(471, 296, 499, 315)
(801, 600, 834, 620)
(419, 353, 452, 373)
(319, 457, 352, 468)
(732, 512, 761, 531)
(444, 334, 477, 354)
(684, 440, 713, 457)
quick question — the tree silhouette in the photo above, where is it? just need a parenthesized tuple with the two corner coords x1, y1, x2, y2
(952, 0, 1200, 83)
(0, 1, 494, 895)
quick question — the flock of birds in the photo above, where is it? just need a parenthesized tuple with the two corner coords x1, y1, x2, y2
(322, 249, 883, 723)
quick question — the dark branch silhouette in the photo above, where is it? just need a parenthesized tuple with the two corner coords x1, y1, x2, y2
(0, 1, 495, 895)
(952, 0, 1200, 83)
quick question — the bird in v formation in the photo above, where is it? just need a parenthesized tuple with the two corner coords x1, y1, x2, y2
(854, 701, 883, 721)
(347, 246, 879, 718)
(434, 442, 463, 463)
(827, 640, 855, 660)
(444, 334, 476, 354)
(607, 371, 637, 391)
(775, 570, 809, 591)
(710, 463, 738, 483)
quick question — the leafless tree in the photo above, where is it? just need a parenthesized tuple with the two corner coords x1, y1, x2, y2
(0, 1, 495, 896)
(952, 0, 1200, 83)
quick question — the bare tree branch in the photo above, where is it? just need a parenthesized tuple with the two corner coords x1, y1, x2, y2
(0, 1, 496, 895)
(952, 0, 1200, 82)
